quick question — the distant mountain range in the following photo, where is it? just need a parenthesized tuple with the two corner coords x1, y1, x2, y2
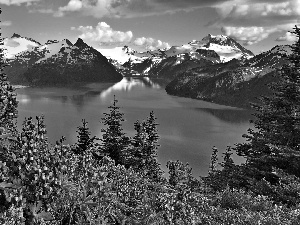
(102, 35, 291, 109)
(104, 34, 255, 79)
(2, 34, 122, 86)
(2, 33, 292, 109)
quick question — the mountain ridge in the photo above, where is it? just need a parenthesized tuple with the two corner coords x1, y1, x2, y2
(2, 34, 123, 86)
(165, 45, 292, 108)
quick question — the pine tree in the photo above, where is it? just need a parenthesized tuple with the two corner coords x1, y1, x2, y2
(125, 112, 162, 179)
(100, 96, 129, 165)
(236, 26, 300, 178)
(125, 120, 147, 169)
(142, 111, 162, 179)
(74, 119, 96, 155)
(0, 24, 18, 133)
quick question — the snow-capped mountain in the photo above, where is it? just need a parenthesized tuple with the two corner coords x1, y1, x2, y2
(200, 34, 254, 59)
(3, 35, 122, 86)
(2, 33, 41, 59)
(165, 44, 291, 108)
(185, 34, 254, 62)
(104, 34, 254, 77)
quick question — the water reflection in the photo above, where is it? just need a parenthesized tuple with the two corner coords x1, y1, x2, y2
(99, 77, 161, 99)
(17, 77, 163, 110)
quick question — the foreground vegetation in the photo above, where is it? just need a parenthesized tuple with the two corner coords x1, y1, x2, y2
(3, 21, 300, 224)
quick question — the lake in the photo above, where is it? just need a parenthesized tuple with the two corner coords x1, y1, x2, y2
(15, 77, 253, 177)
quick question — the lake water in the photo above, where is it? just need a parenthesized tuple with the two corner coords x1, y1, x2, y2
(15, 77, 253, 177)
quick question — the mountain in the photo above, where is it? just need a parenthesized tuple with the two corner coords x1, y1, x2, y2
(147, 49, 221, 80)
(195, 34, 254, 61)
(2, 33, 41, 59)
(165, 45, 291, 108)
(3, 35, 122, 86)
(115, 34, 254, 79)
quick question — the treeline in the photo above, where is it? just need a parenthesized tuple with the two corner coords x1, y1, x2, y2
(2, 24, 300, 225)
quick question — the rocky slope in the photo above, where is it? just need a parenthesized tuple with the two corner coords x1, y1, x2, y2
(165, 45, 291, 108)
(3, 34, 122, 86)
(147, 50, 220, 80)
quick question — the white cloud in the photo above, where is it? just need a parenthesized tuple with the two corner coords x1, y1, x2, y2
(261, 2, 291, 16)
(0, 21, 12, 26)
(72, 22, 170, 51)
(212, 0, 300, 45)
(222, 26, 278, 45)
(0, 0, 39, 5)
(276, 32, 298, 42)
(71, 22, 133, 45)
(215, 0, 297, 19)
(134, 37, 170, 50)
(56, 0, 231, 18)
(58, 0, 83, 12)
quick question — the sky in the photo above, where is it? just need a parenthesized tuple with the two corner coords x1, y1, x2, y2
(0, 0, 300, 54)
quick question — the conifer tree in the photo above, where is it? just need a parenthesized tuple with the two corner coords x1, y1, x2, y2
(100, 96, 129, 165)
(236, 26, 300, 178)
(144, 111, 162, 179)
(0, 23, 18, 133)
(125, 120, 147, 169)
(74, 119, 96, 155)
(128, 112, 162, 179)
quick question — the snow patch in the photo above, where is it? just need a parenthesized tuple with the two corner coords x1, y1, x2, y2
(98, 47, 140, 64)
(36, 39, 73, 63)
(2, 37, 40, 59)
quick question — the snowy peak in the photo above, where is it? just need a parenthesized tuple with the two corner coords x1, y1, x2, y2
(11, 33, 41, 45)
(203, 34, 254, 54)
(37, 39, 74, 62)
(201, 34, 230, 46)
(162, 34, 254, 63)
(191, 34, 255, 62)
(2, 34, 41, 58)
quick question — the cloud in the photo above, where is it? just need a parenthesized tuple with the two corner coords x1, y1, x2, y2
(72, 22, 169, 50)
(215, 0, 299, 20)
(0, 21, 12, 26)
(211, 0, 300, 45)
(59, 0, 83, 12)
(71, 22, 133, 45)
(276, 31, 298, 42)
(134, 37, 170, 50)
(0, 0, 39, 5)
(222, 26, 278, 45)
(56, 0, 231, 18)
(30, 8, 54, 14)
